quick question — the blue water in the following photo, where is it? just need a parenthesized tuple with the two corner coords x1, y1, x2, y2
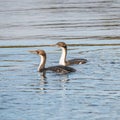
(0, 0, 120, 120)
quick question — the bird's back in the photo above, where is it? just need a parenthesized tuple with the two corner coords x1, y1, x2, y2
(46, 65, 76, 74)
(67, 58, 87, 65)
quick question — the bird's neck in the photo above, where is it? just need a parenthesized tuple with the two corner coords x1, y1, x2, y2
(59, 47, 67, 66)
(38, 55, 46, 72)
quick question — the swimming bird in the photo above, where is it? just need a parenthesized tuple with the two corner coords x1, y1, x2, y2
(29, 50, 76, 74)
(54, 42, 87, 66)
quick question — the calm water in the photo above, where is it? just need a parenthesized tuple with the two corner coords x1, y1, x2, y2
(0, 0, 120, 120)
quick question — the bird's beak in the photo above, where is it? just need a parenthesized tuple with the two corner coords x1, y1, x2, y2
(29, 50, 38, 54)
(49, 44, 56, 47)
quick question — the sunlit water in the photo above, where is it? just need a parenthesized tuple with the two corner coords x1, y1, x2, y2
(0, 0, 120, 120)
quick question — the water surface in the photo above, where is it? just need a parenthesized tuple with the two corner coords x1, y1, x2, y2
(0, 0, 120, 120)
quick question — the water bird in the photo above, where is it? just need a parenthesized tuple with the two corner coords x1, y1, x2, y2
(53, 42, 87, 66)
(29, 50, 76, 74)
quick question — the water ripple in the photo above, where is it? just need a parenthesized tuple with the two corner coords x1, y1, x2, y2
(0, 0, 120, 119)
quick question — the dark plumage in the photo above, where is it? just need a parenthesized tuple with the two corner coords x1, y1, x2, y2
(46, 65, 76, 74)
(29, 50, 76, 74)
(55, 42, 87, 66)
